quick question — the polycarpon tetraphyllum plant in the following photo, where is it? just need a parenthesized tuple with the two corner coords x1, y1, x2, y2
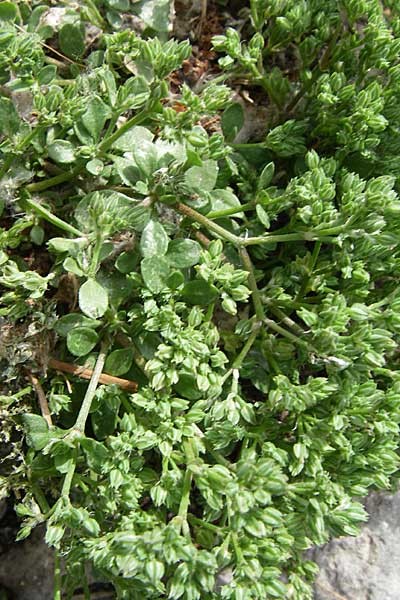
(1, 1, 400, 599)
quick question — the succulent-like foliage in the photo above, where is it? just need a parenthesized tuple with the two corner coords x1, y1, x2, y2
(1, 1, 400, 599)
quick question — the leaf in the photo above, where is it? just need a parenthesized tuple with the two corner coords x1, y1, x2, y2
(0, 2, 17, 21)
(0, 97, 20, 136)
(81, 96, 110, 141)
(79, 279, 109, 319)
(132, 140, 158, 178)
(112, 125, 153, 151)
(58, 24, 85, 59)
(54, 314, 100, 337)
(91, 394, 121, 440)
(105, 348, 134, 376)
(221, 103, 244, 142)
(20, 414, 50, 451)
(141, 256, 170, 293)
(181, 280, 219, 305)
(140, 220, 169, 257)
(166, 239, 201, 268)
(38, 65, 57, 85)
(256, 204, 270, 228)
(80, 438, 109, 473)
(258, 162, 275, 189)
(67, 327, 99, 357)
(209, 189, 243, 218)
(184, 160, 218, 194)
(48, 140, 76, 164)
(135, 0, 172, 32)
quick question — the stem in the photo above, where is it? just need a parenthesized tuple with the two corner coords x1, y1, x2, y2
(23, 197, 85, 237)
(26, 164, 83, 193)
(232, 326, 261, 370)
(264, 317, 310, 349)
(61, 450, 78, 498)
(88, 234, 104, 278)
(74, 339, 109, 432)
(98, 107, 152, 153)
(268, 305, 306, 337)
(175, 202, 240, 246)
(54, 552, 62, 600)
(188, 515, 223, 533)
(206, 201, 255, 219)
(239, 247, 265, 321)
(295, 240, 322, 302)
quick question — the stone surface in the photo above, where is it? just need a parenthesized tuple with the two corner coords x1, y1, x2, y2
(0, 524, 54, 600)
(310, 489, 400, 600)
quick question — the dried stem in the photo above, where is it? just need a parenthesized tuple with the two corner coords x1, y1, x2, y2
(48, 358, 138, 393)
(26, 371, 52, 426)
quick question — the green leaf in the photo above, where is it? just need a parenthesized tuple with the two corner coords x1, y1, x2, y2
(91, 393, 121, 440)
(67, 327, 99, 357)
(54, 314, 100, 337)
(0, 1, 17, 21)
(140, 220, 169, 258)
(58, 24, 85, 59)
(115, 251, 138, 274)
(141, 256, 170, 293)
(81, 438, 109, 473)
(181, 280, 219, 305)
(209, 189, 243, 217)
(79, 279, 109, 319)
(81, 96, 110, 141)
(20, 414, 50, 451)
(258, 162, 275, 189)
(132, 140, 158, 178)
(38, 65, 57, 85)
(222, 103, 244, 142)
(112, 126, 153, 151)
(48, 140, 76, 164)
(0, 97, 20, 136)
(256, 204, 270, 228)
(185, 160, 218, 194)
(105, 348, 134, 376)
(166, 239, 201, 268)
(135, 0, 172, 32)
(86, 159, 104, 175)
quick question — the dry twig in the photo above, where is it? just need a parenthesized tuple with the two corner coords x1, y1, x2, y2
(26, 371, 53, 426)
(48, 358, 138, 392)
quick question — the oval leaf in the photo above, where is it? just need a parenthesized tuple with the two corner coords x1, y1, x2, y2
(166, 239, 201, 268)
(141, 256, 170, 293)
(140, 220, 169, 258)
(67, 327, 99, 357)
(105, 348, 134, 376)
(181, 280, 219, 305)
(79, 279, 108, 319)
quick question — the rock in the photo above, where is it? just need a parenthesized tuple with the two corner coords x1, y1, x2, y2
(0, 525, 54, 600)
(310, 489, 400, 600)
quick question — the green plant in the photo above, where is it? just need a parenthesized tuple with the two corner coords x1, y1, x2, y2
(1, 1, 400, 599)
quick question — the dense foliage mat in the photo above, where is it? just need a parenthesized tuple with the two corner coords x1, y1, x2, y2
(1, 1, 400, 598)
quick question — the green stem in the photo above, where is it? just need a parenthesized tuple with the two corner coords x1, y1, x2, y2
(23, 197, 85, 237)
(239, 247, 265, 321)
(98, 107, 152, 153)
(175, 202, 240, 246)
(88, 234, 104, 278)
(264, 317, 310, 349)
(61, 450, 78, 498)
(74, 339, 109, 432)
(26, 164, 83, 193)
(295, 240, 322, 302)
(232, 326, 261, 370)
(32, 484, 50, 514)
(54, 552, 62, 600)
(268, 305, 306, 337)
(206, 201, 255, 219)
(187, 515, 223, 533)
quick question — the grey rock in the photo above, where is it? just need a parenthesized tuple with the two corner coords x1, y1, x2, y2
(310, 489, 400, 600)
(0, 525, 54, 600)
